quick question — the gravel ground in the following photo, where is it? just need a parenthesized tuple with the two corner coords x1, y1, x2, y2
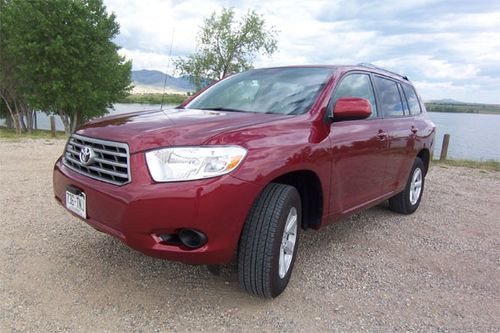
(1, 139, 499, 332)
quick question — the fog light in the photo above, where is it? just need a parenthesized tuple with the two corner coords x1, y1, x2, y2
(178, 229, 207, 249)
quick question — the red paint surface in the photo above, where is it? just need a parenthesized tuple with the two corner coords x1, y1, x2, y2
(333, 97, 372, 119)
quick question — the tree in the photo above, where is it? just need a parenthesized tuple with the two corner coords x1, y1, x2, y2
(0, 51, 35, 134)
(0, 0, 132, 134)
(0, 0, 24, 134)
(175, 8, 278, 90)
(0, 57, 22, 135)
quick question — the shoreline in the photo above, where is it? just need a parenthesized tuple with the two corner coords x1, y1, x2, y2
(1, 131, 498, 170)
(427, 110, 500, 115)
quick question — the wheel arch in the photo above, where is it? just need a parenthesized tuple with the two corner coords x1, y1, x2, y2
(270, 169, 323, 230)
(417, 148, 430, 175)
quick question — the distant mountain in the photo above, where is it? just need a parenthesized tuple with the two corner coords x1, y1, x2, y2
(428, 98, 466, 104)
(131, 70, 195, 93)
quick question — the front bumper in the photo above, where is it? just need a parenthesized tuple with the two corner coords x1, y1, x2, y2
(53, 155, 260, 264)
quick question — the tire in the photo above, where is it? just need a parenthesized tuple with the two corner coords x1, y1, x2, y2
(238, 183, 301, 298)
(389, 157, 425, 214)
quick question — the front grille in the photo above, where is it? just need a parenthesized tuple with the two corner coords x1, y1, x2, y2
(63, 134, 131, 185)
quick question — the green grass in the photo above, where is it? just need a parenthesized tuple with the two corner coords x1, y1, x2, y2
(433, 159, 500, 171)
(117, 93, 187, 105)
(0, 127, 67, 140)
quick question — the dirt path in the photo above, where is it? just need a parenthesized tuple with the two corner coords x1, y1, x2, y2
(1, 139, 499, 332)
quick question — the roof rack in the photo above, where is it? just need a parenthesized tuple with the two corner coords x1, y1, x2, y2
(357, 63, 409, 81)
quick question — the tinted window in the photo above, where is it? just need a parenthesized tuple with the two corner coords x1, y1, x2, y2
(374, 76, 404, 117)
(332, 74, 377, 119)
(402, 84, 422, 115)
(187, 67, 333, 115)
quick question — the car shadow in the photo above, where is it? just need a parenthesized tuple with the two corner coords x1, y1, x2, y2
(74, 201, 401, 301)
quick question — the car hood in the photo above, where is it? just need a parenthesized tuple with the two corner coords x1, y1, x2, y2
(76, 108, 289, 153)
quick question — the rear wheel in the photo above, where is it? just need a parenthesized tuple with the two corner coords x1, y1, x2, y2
(389, 157, 425, 214)
(238, 183, 301, 298)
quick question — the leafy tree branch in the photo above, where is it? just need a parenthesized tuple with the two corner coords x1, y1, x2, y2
(175, 8, 278, 90)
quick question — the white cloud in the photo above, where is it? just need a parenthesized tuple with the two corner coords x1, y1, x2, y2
(374, 56, 479, 80)
(118, 48, 176, 74)
(104, 0, 500, 103)
(412, 80, 497, 104)
(105, 0, 208, 54)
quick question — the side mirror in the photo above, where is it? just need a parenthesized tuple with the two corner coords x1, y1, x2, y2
(331, 97, 372, 121)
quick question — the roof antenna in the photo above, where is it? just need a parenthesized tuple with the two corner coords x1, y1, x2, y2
(160, 28, 175, 110)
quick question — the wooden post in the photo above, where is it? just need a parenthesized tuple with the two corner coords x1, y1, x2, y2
(439, 134, 450, 161)
(50, 116, 56, 138)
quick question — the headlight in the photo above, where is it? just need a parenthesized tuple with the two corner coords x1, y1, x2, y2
(145, 146, 247, 182)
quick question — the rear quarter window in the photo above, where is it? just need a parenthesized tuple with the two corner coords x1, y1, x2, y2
(402, 84, 422, 115)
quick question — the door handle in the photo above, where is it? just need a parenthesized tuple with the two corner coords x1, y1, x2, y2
(411, 126, 418, 134)
(377, 130, 387, 140)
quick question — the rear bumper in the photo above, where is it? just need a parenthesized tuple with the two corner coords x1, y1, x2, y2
(53, 156, 259, 264)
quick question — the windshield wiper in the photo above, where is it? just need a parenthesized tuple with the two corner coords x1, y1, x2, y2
(201, 107, 250, 113)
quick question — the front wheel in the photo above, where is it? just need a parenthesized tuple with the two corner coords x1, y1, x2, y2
(238, 183, 301, 298)
(389, 157, 426, 214)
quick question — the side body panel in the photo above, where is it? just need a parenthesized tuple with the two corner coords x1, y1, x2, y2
(328, 119, 388, 214)
(381, 117, 416, 194)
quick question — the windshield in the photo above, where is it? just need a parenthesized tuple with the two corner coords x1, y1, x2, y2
(185, 67, 334, 115)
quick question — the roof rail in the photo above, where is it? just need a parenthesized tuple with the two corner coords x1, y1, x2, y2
(357, 63, 409, 81)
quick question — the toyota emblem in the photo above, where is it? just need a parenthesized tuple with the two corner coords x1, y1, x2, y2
(79, 146, 96, 165)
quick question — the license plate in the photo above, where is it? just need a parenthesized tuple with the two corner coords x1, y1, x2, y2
(66, 191, 87, 219)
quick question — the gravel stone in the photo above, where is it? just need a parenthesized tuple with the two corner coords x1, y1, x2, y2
(0, 139, 499, 332)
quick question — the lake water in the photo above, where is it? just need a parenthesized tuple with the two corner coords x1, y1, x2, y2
(6, 103, 171, 133)
(2, 104, 499, 161)
(429, 112, 500, 161)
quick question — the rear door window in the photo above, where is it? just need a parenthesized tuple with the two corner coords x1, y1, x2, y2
(374, 76, 404, 117)
(402, 84, 422, 115)
(332, 73, 377, 119)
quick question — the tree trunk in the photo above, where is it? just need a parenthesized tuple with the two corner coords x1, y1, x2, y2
(58, 111, 71, 135)
(0, 93, 21, 134)
(27, 107, 33, 134)
(13, 99, 27, 132)
(70, 111, 79, 133)
(13, 113, 21, 136)
(21, 103, 33, 134)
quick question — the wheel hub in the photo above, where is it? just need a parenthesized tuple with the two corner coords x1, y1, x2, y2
(409, 167, 423, 205)
(279, 207, 298, 278)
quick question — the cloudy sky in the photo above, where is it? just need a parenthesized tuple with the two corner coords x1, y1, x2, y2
(103, 0, 500, 103)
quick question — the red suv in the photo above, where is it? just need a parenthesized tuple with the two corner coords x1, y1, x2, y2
(53, 64, 436, 297)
